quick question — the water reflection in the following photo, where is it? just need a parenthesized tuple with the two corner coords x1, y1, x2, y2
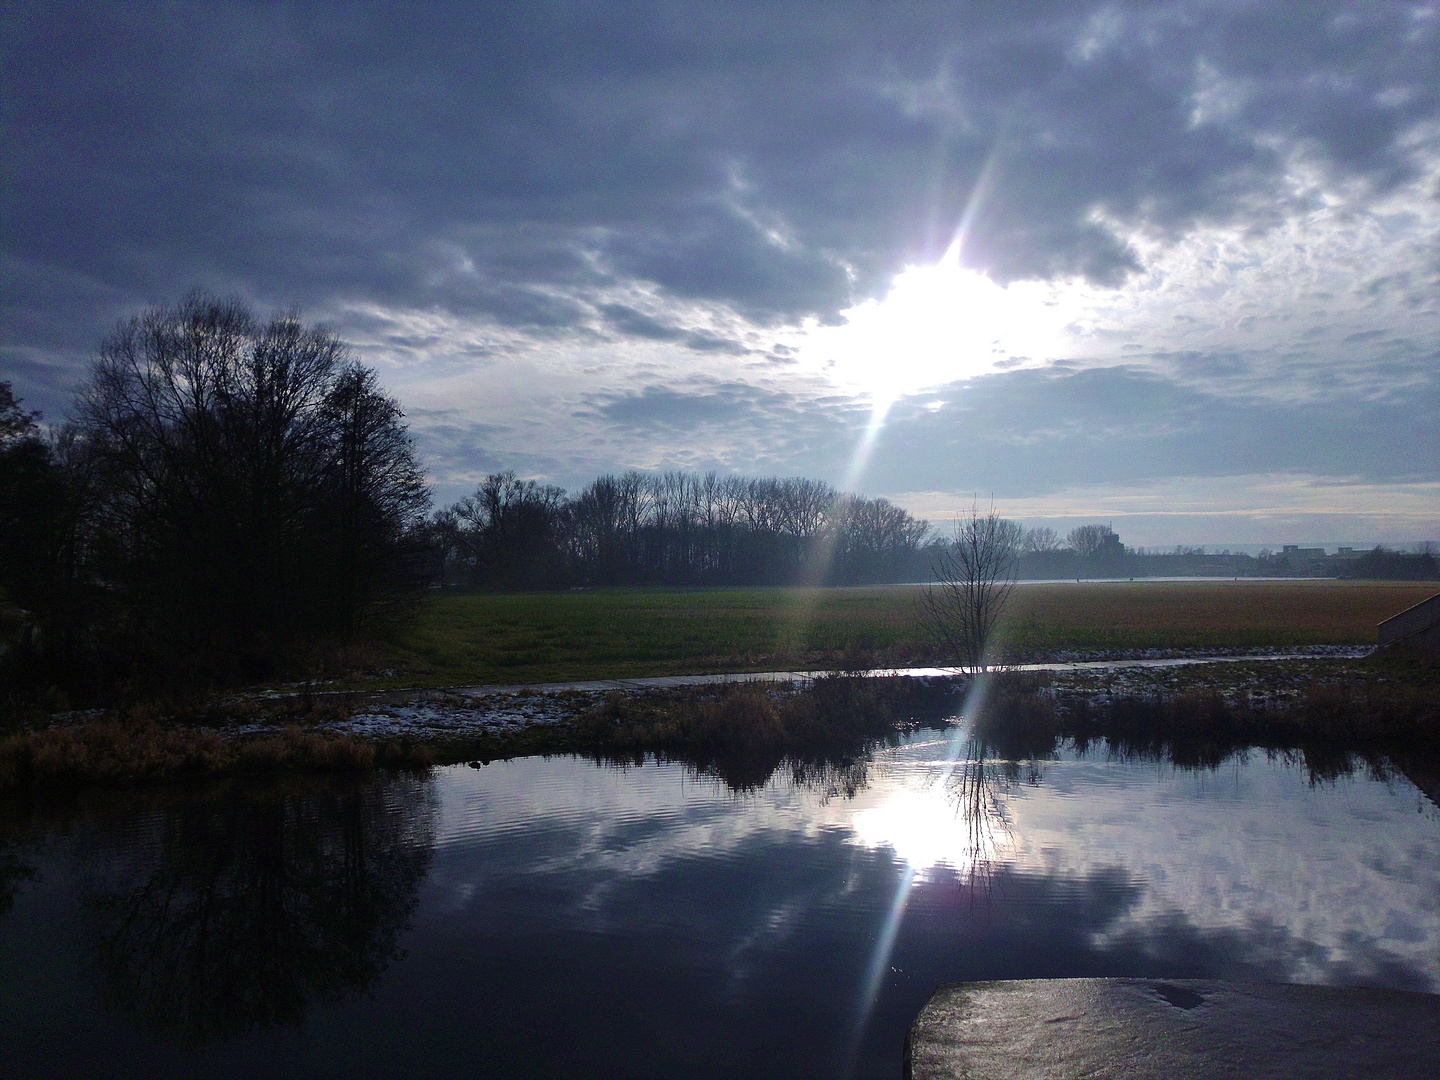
(1, 730, 1437, 1078)
(75, 776, 436, 1043)
(0, 803, 40, 917)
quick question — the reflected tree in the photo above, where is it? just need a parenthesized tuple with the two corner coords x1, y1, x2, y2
(943, 730, 1049, 901)
(0, 805, 40, 918)
(788, 757, 875, 801)
(940, 677, 1061, 899)
(0, 849, 37, 917)
(80, 775, 436, 1043)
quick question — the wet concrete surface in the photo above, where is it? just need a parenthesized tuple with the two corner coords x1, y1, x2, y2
(905, 979, 1440, 1079)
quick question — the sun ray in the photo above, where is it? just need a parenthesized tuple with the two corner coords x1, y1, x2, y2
(843, 675, 995, 1075)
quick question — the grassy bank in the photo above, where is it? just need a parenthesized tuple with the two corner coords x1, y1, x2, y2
(0, 677, 952, 794)
(2, 648, 1436, 793)
(566, 675, 958, 790)
(978, 648, 1440, 765)
(359, 580, 1435, 688)
(0, 696, 437, 791)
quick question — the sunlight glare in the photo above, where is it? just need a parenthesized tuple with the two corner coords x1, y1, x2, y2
(800, 250, 1074, 404)
(852, 787, 971, 873)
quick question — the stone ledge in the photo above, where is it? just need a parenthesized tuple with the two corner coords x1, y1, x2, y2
(905, 978, 1440, 1080)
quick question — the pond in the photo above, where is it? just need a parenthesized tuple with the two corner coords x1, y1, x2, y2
(2, 725, 1437, 1079)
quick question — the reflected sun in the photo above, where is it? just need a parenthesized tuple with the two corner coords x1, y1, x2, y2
(852, 786, 991, 874)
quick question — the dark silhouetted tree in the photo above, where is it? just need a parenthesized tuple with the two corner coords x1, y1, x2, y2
(319, 364, 431, 633)
(451, 471, 569, 589)
(0, 383, 100, 679)
(0, 382, 54, 614)
(75, 292, 429, 678)
(440, 469, 930, 589)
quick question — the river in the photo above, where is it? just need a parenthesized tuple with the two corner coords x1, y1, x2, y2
(2, 724, 1436, 1078)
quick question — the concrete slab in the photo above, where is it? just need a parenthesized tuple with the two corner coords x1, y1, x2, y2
(1378, 591, 1440, 651)
(905, 979, 1440, 1079)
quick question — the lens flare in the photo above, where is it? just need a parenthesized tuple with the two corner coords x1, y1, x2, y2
(843, 675, 994, 1075)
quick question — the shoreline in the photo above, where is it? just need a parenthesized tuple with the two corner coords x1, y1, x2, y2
(234, 647, 1376, 746)
(2, 646, 1434, 793)
(228, 642, 1372, 706)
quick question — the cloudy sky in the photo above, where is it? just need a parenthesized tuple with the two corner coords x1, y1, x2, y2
(3, 2, 1437, 545)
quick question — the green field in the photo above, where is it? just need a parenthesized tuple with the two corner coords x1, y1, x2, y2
(363, 580, 1438, 689)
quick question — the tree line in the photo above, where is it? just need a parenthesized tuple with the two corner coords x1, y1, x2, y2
(0, 293, 937, 698)
(1016, 525, 1438, 580)
(425, 469, 932, 590)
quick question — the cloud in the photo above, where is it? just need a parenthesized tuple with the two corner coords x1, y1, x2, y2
(7, 4, 1436, 332)
(595, 384, 789, 429)
(596, 304, 752, 354)
(3, 2, 1437, 539)
(886, 363, 1439, 489)
(598, 304, 688, 343)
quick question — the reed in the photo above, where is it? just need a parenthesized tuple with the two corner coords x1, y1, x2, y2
(975, 648, 1440, 769)
(0, 718, 433, 792)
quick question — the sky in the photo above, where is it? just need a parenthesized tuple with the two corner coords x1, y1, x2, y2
(3, 1, 1438, 546)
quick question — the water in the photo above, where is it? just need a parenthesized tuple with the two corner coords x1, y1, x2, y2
(2, 731, 1437, 1078)
(350, 648, 1368, 701)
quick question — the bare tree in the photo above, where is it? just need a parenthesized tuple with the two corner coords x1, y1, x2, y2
(1021, 526, 1061, 554)
(320, 364, 431, 633)
(1066, 523, 1117, 558)
(75, 291, 429, 668)
(534, 469, 925, 587)
(924, 505, 1023, 672)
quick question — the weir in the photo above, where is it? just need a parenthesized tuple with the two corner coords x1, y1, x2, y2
(1378, 591, 1440, 652)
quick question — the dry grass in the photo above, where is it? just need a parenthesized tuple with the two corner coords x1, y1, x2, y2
(569, 675, 958, 789)
(5, 646, 1435, 794)
(0, 717, 434, 792)
(1001, 580, 1436, 654)
(975, 646, 1440, 769)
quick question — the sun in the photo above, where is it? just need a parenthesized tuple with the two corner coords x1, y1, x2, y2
(798, 250, 1074, 406)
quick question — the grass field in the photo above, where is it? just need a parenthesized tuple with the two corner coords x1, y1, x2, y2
(360, 580, 1438, 689)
